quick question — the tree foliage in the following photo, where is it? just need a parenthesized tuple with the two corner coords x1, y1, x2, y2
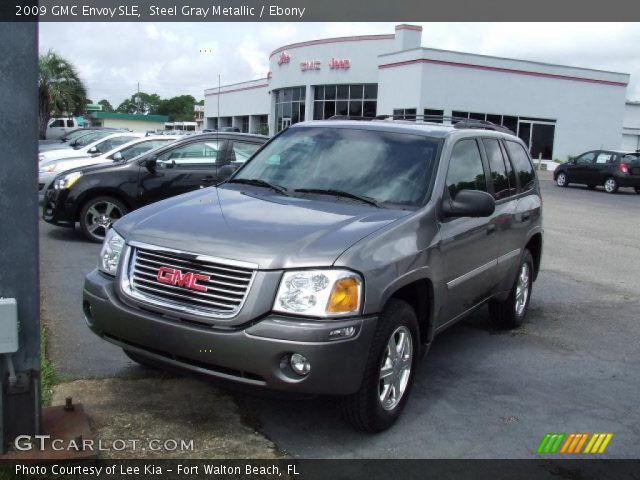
(116, 92, 161, 115)
(156, 95, 197, 122)
(38, 50, 87, 139)
(97, 99, 114, 112)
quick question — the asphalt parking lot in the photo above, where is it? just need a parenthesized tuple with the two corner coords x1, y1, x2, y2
(39, 175, 640, 458)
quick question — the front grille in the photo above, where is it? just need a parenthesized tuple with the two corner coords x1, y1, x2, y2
(126, 245, 255, 318)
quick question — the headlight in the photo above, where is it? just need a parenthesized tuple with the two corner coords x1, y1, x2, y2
(98, 229, 125, 276)
(273, 269, 362, 317)
(53, 171, 82, 190)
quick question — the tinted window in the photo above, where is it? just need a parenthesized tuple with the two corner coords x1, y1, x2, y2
(66, 119, 75, 127)
(446, 139, 487, 198)
(157, 140, 220, 168)
(234, 127, 439, 206)
(230, 141, 261, 164)
(50, 119, 64, 128)
(74, 131, 110, 148)
(505, 141, 536, 191)
(576, 152, 596, 165)
(483, 139, 510, 200)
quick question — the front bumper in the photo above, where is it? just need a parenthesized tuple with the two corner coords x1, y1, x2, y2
(83, 269, 378, 395)
(42, 188, 75, 226)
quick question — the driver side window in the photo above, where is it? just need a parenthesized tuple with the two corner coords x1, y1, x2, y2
(576, 152, 596, 165)
(446, 139, 488, 198)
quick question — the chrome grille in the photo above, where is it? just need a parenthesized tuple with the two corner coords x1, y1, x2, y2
(125, 245, 256, 318)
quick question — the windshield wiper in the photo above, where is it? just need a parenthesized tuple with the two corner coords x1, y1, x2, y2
(227, 178, 289, 196)
(294, 188, 382, 208)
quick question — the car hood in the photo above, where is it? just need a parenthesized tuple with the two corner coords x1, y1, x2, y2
(40, 147, 86, 162)
(115, 186, 410, 270)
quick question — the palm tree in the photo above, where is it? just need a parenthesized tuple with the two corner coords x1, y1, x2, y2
(38, 50, 87, 139)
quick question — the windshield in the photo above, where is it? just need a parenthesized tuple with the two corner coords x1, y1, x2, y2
(74, 131, 111, 148)
(232, 126, 440, 207)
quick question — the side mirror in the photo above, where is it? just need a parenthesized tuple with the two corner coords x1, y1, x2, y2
(217, 164, 237, 182)
(442, 190, 495, 218)
(145, 155, 158, 171)
(88, 146, 98, 154)
(112, 152, 123, 162)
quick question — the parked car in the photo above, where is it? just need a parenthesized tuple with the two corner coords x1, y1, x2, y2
(39, 127, 125, 147)
(81, 119, 543, 432)
(554, 150, 640, 193)
(39, 132, 141, 164)
(39, 136, 179, 202)
(43, 132, 267, 242)
(45, 117, 80, 140)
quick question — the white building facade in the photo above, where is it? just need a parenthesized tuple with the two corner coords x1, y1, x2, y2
(622, 101, 640, 151)
(204, 25, 632, 160)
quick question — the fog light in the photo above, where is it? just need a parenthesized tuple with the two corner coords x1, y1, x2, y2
(290, 353, 311, 376)
(328, 326, 356, 340)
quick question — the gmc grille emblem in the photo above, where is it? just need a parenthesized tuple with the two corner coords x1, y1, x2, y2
(156, 266, 210, 292)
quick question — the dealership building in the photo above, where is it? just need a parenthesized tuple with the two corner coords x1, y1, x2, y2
(204, 24, 637, 160)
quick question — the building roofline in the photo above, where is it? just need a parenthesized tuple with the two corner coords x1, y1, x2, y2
(378, 46, 630, 79)
(205, 77, 268, 95)
(269, 34, 395, 59)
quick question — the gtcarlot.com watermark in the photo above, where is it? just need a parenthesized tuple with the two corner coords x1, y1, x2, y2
(14, 434, 194, 452)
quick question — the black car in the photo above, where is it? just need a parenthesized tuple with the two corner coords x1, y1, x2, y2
(43, 133, 268, 242)
(554, 149, 640, 193)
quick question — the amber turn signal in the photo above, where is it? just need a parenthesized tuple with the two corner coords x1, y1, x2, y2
(326, 277, 361, 314)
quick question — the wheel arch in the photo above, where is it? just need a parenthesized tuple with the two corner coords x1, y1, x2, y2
(74, 188, 134, 222)
(525, 232, 543, 281)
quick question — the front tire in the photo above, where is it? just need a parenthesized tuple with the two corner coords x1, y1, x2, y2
(80, 195, 128, 243)
(489, 249, 534, 329)
(604, 177, 619, 194)
(340, 299, 419, 432)
(556, 172, 568, 187)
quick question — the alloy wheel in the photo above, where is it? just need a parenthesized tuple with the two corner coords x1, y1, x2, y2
(515, 262, 531, 317)
(85, 201, 124, 239)
(556, 173, 567, 187)
(378, 326, 413, 411)
(604, 178, 617, 193)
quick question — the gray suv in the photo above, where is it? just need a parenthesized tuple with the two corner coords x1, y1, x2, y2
(83, 119, 542, 432)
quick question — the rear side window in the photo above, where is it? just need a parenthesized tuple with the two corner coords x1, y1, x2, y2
(66, 119, 75, 127)
(230, 141, 261, 164)
(482, 138, 511, 200)
(505, 141, 536, 191)
(446, 139, 487, 198)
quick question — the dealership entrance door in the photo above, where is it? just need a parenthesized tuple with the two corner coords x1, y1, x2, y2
(518, 119, 556, 160)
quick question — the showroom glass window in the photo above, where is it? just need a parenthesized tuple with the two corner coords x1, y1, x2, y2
(275, 87, 306, 133)
(313, 84, 377, 120)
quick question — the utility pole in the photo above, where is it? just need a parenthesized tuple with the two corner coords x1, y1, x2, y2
(0, 23, 40, 452)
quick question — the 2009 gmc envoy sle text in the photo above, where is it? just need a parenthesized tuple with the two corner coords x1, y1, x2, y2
(83, 118, 543, 432)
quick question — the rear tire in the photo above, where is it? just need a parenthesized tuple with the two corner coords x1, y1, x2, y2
(489, 249, 534, 329)
(604, 177, 619, 194)
(340, 299, 419, 432)
(555, 172, 568, 187)
(80, 195, 128, 243)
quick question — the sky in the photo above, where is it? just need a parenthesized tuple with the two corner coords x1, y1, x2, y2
(39, 22, 640, 107)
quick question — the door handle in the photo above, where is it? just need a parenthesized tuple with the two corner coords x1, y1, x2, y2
(487, 224, 496, 235)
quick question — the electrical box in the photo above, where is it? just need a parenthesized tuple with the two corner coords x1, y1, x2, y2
(0, 298, 18, 353)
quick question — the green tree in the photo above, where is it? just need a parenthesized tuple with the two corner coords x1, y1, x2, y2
(97, 99, 114, 112)
(116, 92, 161, 115)
(38, 50, 87, 139)
(156, 95, 197, 122)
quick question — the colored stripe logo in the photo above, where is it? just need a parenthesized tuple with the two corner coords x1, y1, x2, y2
(537, 433, 613, 454)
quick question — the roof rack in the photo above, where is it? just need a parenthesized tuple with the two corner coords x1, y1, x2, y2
(327, 114, 515, 135)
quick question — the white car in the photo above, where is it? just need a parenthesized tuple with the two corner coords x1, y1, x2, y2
(39, 136, 179, 200)
(38, 132, 142, 164)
